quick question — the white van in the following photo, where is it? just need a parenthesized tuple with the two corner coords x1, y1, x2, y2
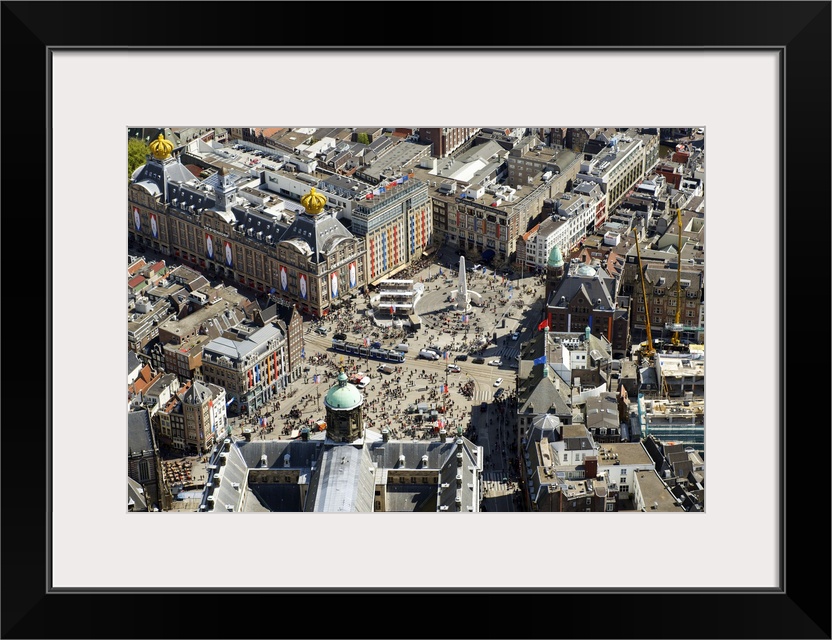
(418, 349, 439, 360)
(394, 344, 410, 353)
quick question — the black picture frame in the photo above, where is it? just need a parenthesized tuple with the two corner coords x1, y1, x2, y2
(3, 1, 829, 638)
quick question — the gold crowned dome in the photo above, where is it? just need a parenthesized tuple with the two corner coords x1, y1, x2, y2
(301, 187, 327, 215)
(149, 134, 174, 160)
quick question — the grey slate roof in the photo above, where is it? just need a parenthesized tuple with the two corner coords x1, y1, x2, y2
(128, 409, 154, 456)
(202, 322, 284, 362)
(128, 477, 147, 511)
(183, 380, 213, 405)
(128, 351, 142, 376)
(309, 444, 376, 512)
(277, 211, 353, 263)
(548, 267, 616, 310)
(202, 433, 482, 513)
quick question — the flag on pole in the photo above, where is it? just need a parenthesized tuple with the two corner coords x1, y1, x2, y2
(462, 314, 468, 323)
(538, 317, 549, 330)
(443, 351, 449, 360)
(313, 374, 320, 383)
(365, 192, 374, 200)
(363, 336, 369, 347)
(533, 355, 547, 365)
(443, 383, 449, 394)
(390, 305, 395, 314)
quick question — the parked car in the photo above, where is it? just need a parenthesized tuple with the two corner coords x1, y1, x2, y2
(510, 332, 520, 341)
(371, 341, 382, 349)
(418, 349, 440, 360)
(494, 378, 503, 387)
(314, 326, 328, 335)
(447, 364, 461, 373)
(472, 357, 485, 364)
(333, 332, 347, 341)
(488, 359, 502, 366)
(494, 388, 505, 398)
(454, 353, 468, 361)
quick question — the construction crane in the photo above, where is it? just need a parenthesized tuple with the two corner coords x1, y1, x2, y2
(670, 207, 683, 346)
(634, 233, 656, 359)
(664, 207, 692, 353)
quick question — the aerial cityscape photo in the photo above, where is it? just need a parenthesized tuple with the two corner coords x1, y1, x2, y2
(127, 126, 705, 514)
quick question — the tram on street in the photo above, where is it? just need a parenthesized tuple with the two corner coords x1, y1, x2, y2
(330, 338, 406, 363)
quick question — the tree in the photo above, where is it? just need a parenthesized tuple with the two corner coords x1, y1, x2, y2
(128, 137, 150, 178)
(356, 132, 370, 145)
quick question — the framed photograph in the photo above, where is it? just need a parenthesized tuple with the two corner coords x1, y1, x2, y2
(4, 1, 829, 638)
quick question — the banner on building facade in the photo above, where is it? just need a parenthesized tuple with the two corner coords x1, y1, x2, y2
(205, 233, 214, 259)
(280, 265, 289, 291)
(330, 272, 339, 298)
(349, 262, 357, 289)
(133, 207, 141, 231)
(299, 273, 308, 299)
(224, 241, 233, 267)
(150, 213, 158, 238)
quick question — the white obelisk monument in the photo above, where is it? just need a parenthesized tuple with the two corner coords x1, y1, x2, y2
(450, 255, 482, 311)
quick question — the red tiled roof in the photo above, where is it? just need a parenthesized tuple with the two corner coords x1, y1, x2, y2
(128, 275, 146, 288)
(521, 224, 540, 242)
(150, 261, 166, 273)
(129, 367, 160, 396)
(128, 259, 147, 275)
(262, 127, 285, 138)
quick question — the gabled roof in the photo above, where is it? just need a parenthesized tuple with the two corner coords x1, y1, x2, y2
(548, 266, 616, 310)
(128, 351, 142, 375)
(278, 211, 353, 263)
(128, 477, 147, 511)
(128, 409, 154, 456)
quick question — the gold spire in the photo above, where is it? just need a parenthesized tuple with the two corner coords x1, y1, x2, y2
(301, 187, 327, 215)
(149, 133, 174, 160)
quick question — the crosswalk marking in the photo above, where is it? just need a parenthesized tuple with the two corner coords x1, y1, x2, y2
(482, 471, 508, 486)
(475, 389, 496, 402)
(497, 347, 519, 359)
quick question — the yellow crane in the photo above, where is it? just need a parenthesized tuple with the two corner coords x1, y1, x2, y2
(634, 233, 655, 359)
(670, 207, 683, 346)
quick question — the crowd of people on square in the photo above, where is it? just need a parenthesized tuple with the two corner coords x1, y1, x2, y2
(233, 252, 550, 456)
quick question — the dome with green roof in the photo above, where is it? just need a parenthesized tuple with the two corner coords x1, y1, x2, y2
(324, 371, 363, 410)
(548, 245, 564, 268)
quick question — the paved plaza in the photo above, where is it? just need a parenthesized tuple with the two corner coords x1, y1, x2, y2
(163, 248, 547, 511)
